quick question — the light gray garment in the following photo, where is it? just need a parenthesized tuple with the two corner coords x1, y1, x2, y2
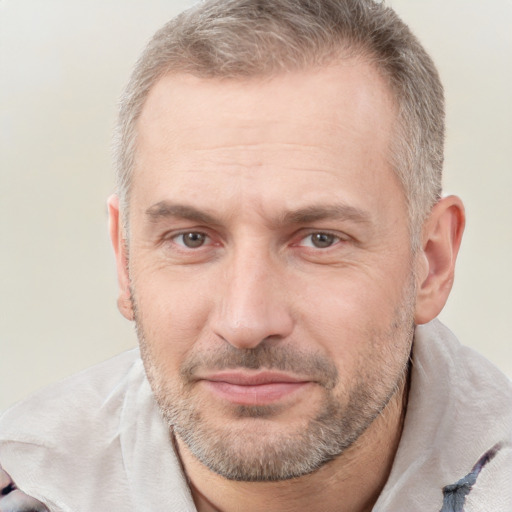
(373, 320, 512, 511)
(0, 320, 511, 511)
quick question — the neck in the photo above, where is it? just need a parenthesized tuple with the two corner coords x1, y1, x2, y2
(175, 376, 409, 512)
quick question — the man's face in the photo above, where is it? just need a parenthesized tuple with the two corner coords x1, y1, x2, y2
(122, 62, 418, 481)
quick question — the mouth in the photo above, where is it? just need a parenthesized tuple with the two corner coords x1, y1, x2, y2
(198, 371, 312, 406)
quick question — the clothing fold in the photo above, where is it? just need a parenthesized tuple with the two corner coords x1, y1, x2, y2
(0, 320, 510, 512)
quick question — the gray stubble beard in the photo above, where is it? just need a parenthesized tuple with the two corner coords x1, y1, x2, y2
(133, 283, 415, 482)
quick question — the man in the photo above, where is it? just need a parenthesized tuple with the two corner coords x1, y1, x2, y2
(0, 0, 510, 510)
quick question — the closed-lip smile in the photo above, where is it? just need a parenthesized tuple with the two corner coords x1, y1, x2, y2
(198, 371, 312, 406)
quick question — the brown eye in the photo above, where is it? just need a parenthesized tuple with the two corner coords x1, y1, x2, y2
(177, 232, 208, 248)
(311, 233, 336, 248)
(297, 232, 340, 249)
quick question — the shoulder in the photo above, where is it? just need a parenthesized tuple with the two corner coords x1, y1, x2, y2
(414, 319, 512, 414)
(413, 319, 512, 453)
(0, 349, 148, 510)
(0, 348, 144, 461)
(376, 320, 512, 511)
(0, 349, 183, 511)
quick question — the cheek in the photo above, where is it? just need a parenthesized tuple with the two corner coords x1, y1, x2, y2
(132, 269, 214, 361)
(294, 267, 412, 365)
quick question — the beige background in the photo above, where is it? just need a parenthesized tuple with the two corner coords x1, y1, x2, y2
(1, 0, 511, 412)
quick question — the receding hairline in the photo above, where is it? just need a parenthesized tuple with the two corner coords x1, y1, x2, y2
(128, 49, 403, 194)
(114, 0, 445, 246)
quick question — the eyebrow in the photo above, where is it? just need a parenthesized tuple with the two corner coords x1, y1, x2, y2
(146, 202, 218, 225)
(278, 204, 372, 226)
(145, 201, 372, 227)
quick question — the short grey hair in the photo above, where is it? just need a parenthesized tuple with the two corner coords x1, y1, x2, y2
(114, 0, 444, 245)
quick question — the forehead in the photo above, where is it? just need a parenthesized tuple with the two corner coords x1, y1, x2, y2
(137, 60, 397, 151)
(130, 61, 402, 222)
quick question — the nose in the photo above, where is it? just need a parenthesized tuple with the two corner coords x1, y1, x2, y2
(211, 247, 294, 350)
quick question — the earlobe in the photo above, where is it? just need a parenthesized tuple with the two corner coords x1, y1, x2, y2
(107, 194, 134, 321)
(414, 195, 465, 325)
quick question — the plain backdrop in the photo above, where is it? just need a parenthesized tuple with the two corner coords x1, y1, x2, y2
(1, 0, 511, 411)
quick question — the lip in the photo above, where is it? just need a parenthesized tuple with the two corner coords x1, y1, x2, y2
(199, 371, 311, 406)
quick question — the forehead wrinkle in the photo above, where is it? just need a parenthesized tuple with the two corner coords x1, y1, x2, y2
(144, 200, 372, 232)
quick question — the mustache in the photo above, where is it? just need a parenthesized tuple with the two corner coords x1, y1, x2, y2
(180, 342, 339, 390)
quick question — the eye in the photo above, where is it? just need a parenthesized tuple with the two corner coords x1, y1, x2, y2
(299, 232, 340, 249)
(173, 231, 209, 248)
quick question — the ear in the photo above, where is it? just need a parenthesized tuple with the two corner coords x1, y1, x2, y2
(107, 194, 134, 321)
(414, 195, 465, 325)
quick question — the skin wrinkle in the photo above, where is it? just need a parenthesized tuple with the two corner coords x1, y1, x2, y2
(114, 1, 446, 242)
(111, 63, 443, 511)
(145, 201, 373, 234)
(103, 4, 471, 509)
(133, 275, 415, 482)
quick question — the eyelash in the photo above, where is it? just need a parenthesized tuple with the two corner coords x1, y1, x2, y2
(296, 231, 343, 249)
(169, 231, 213, 249)
(165, 230, 345, 251)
